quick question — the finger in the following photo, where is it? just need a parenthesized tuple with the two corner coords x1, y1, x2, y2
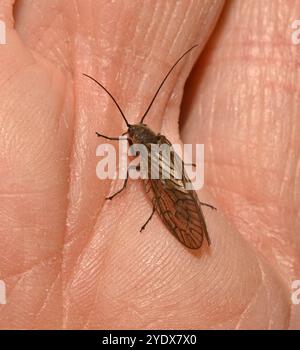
(181, 0, 300, 328)
(64, 0, 225, 279)
(0, 0, 73, 328)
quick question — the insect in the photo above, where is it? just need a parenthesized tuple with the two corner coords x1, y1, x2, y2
(83, 45, 216, 249)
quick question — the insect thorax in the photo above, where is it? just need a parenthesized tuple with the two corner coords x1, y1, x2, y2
(128, 123, 159, 144)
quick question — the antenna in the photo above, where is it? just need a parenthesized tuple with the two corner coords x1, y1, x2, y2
(82, 73, 130, 127)
(140, 45, 198, 124)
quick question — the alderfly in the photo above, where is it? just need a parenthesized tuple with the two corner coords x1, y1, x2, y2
(84, 45, 216, 249)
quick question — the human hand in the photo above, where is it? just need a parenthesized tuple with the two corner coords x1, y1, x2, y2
(0, 0, 299, 329)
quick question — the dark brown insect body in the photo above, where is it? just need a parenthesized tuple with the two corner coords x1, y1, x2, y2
(84, 46, 215, 249)
(133, 124, 213, 249)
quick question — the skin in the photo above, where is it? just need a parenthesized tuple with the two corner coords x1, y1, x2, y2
(0, 0, 299, 329)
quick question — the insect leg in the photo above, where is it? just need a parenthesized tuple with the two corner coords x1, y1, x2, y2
(199, 201, 217, 210)
(96, 132, 127, 141)
(106, 169, 129, 200)
(106, 165, 140, 200)
(184, 162, 196, 168)
(140, 205, 156, 232)
(106, 177, 128, 200)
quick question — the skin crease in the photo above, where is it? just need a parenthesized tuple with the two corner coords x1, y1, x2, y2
(0, 0, 298, 329)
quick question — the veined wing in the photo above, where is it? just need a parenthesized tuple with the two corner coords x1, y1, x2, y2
(143, 136, 210, 249)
